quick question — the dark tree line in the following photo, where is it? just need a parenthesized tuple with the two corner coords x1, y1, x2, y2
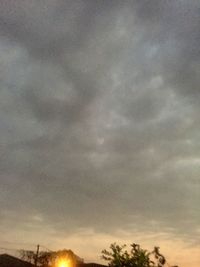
(20, 249, 83, 267)
(102, 243, 178, 267)
(20, 242, 179, 267)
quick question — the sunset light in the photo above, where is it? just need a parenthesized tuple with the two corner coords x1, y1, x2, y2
(57, 259, 70, 267)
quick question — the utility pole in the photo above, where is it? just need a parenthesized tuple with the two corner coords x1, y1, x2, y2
(34, 244, 40, 267)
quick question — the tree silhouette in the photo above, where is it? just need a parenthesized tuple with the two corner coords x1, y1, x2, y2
(20, 249, 83, 267)
(102, 243, 178, 267)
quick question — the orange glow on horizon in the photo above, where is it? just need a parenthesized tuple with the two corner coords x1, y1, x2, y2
(56, 258, 71, 267)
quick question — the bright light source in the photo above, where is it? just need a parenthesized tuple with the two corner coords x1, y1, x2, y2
(57, 258, 70, 267)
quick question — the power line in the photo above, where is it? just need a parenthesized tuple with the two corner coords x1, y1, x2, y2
(0, 244, 53, 253)
(0, 247, 20, 251)
(39, 245, 53, 252)
(0, 241, 37, 247)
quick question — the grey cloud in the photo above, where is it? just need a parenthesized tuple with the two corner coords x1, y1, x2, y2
(0, 0, 116, 60)
(0, 0, 200, 251)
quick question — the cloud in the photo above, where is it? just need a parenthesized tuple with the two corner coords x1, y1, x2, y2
(0, 1, 200, 265)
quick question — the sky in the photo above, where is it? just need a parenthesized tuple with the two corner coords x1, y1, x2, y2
(0, 1, 200, 266)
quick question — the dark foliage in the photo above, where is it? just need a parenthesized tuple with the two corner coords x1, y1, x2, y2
(102, 243, 178, 267)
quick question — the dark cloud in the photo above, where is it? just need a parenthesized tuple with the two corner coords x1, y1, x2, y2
(0, 0, 200, 260)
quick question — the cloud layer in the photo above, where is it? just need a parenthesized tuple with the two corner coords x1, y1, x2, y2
(0, 1, 200, 266)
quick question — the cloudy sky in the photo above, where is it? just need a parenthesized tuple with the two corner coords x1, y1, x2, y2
(0, 1, 200, 266)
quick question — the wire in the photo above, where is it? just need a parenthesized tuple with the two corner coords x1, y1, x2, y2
(0, 241, 36, 247)
(39, 245, 53, 252)
(0, 247, 20, 251)
(0, 244, 53, 253)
